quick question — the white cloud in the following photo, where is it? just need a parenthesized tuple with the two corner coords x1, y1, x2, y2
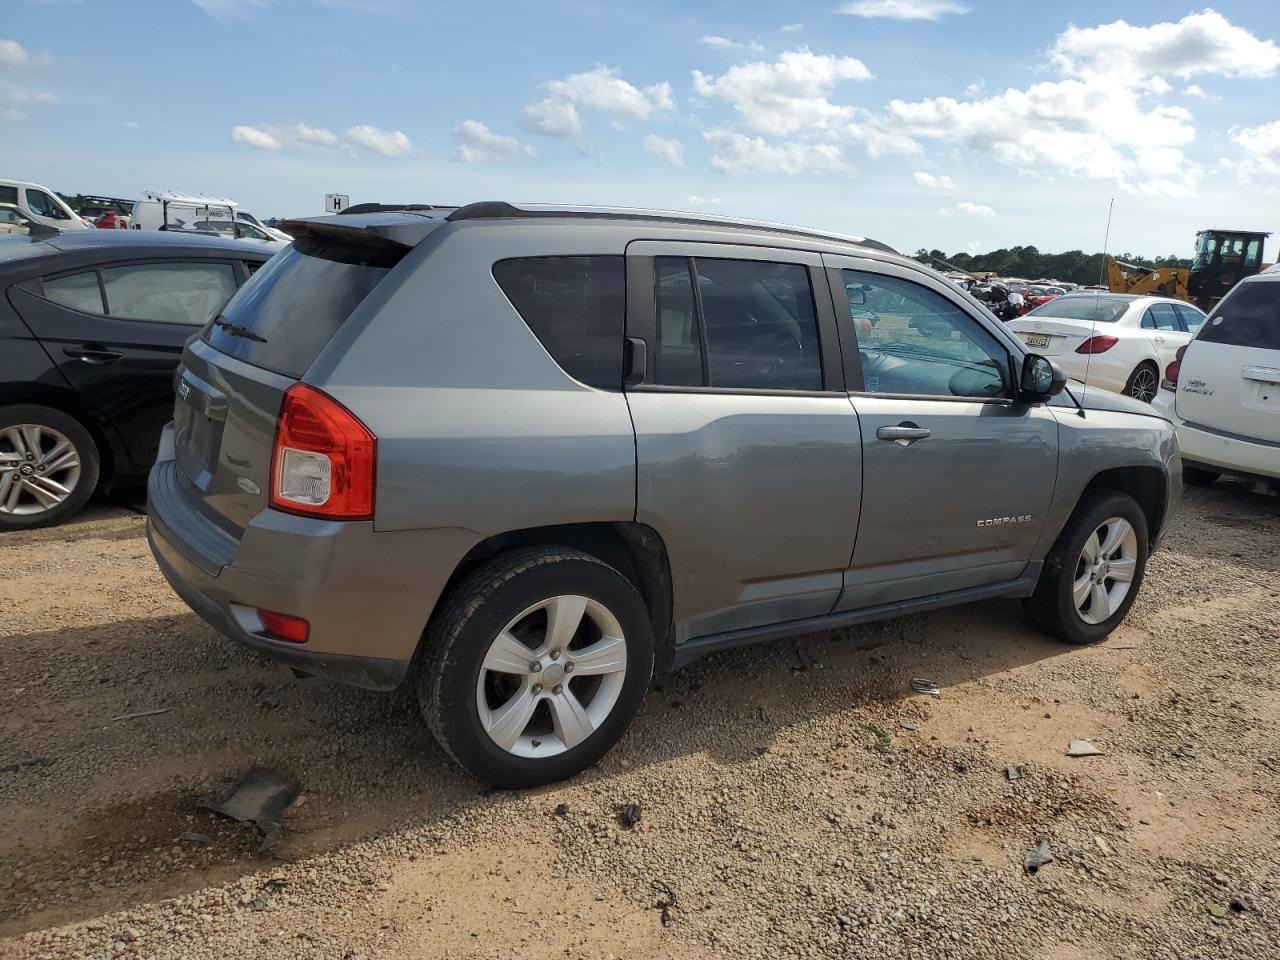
(701, 35, 765, 54)
(643, 133, 685, 167)
(781, 23, 803, 33)
(846, 120, 922, 157)
(231, 121, 341, 151)
(913, 171, 955, 189)
(3, 89, 57, 105)
(963, 82, 982, 96)
(1183, 83, 1207, 98)
(520, 98, 581, 137)
(521, 66, 673, 138)
(692, 49, 873, 136)
(231, 124, 282, 150)
(454, 118, 535, 162)
(0, 38, 29, 68)
(956, 201, 995, 218)
(1051, 10, 1280, 82)
(344, 124, 411, 156)
(686, 195, 721, 206)
(2, 107, 27, 121)
(1232, 120, 1280, 178)
(286, 122, 339, 146)
(124, 120, 140, 130)
(839, 0, 968, 21)
(867, 10, 1277, 197)
(704, 128, 848, 176)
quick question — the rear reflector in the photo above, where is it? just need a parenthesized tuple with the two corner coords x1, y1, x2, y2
(1075, 335, 1119, 354)
(258, 609, 309, 643)
(270, 383, 375, 520)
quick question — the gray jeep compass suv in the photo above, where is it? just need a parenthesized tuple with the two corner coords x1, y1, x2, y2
(147, 202, 1180, 787)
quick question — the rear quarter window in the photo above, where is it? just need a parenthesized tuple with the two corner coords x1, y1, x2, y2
(492, 256, 625, 390)
(1198, 282, 1280, 350)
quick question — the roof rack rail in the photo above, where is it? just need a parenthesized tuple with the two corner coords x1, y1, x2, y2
(445, 201, 898, 255)
(338, 203, 444, 216)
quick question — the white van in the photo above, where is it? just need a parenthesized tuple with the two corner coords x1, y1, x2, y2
(0, 178, 91, 230)
(131, 191, 289, 246)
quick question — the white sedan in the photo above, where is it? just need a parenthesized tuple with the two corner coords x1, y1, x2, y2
(1007, 293, 1206, 402)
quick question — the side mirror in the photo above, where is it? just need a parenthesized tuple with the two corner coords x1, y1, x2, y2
(1019, 354, 1066, 402)
(846, 284, 867, 307)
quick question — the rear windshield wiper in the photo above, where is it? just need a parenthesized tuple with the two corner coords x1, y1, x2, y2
(212, 316, 267, 343)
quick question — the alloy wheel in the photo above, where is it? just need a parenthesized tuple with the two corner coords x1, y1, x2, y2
(1128, 367, 1158, 403)
(1072, 516, 1138, 625)
(476, 595, 628, 758)
(0, 424, 82, 516)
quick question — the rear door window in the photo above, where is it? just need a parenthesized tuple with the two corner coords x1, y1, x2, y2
(0, 186, 18, 205)
(102, 262, 237, 325)
(492, 256, 625, 389)
(204, 239, 397, 378)
(1198, 282, 1280, 350)
(1141, 303, 1180, 331)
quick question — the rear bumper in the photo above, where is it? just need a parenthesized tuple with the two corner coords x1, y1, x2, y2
(1153, 390, 1280, 481)
(146, 435, 479, 690)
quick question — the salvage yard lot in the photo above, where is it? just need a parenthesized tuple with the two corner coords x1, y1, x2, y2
(2, 484, 1278, 960)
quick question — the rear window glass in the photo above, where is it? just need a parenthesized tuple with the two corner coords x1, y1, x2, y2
(204, 239, 395, 378)
(1198, 281, 1280, 350)
(492, 256, 625, 390)
(0, 186, 18, 204)
(1028, 296, 1129, 323)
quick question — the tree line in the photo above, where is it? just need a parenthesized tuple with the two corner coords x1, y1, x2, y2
(911, 246, 1191, 285)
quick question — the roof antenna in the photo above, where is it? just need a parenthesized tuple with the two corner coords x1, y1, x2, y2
(1079, 197, 1115, 418)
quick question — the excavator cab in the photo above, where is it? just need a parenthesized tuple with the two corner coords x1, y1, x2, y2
(1188, 230, 1270, 303)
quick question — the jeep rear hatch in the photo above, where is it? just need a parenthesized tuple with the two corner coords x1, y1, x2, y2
(168, 213, 443, 545)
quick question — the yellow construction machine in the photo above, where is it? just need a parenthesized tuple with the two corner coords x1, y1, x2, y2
(1107, 228, 1271, 311)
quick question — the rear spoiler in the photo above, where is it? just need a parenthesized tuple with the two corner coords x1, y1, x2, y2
(276, 213, 447, 262)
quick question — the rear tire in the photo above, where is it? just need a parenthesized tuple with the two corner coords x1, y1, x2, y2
(1124, 362, 1160, 403)
(418, 547, 655, 788)
(1025, 492, 1149, 645)
(1182, 465, 1220, 487)
(0, 405, 100, 530)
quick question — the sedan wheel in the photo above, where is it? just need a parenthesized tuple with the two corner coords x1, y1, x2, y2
(477, 595, 629, 758)
(1071, 517, 1138, 624)
(1126, 365, 1158, 403)
(0, 423, 83, 517)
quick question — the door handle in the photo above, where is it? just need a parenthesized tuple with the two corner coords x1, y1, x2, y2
(64, 347, 123, 364)
(1154, 336, 1166, 343)
(876, 423, 931, 445)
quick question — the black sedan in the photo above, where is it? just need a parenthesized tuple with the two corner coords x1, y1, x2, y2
(0, 230, 273, 529)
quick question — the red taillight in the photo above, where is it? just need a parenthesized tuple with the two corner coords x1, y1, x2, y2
(258, 609, 310, 643)
(1075, 335, 1118, 354)
(1163, 344, 1187, 391)
(270, 383, 375, 519)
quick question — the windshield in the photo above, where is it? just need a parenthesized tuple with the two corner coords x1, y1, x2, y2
(1028, 296, 1128, 323)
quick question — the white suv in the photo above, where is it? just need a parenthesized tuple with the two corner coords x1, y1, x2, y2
(1154, 272, 1280, 488)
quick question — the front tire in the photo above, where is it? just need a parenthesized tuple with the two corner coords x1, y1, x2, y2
(418, 547, 655, 788)
(1025, 492, 1149, 645)
(0, 405, 100, 530)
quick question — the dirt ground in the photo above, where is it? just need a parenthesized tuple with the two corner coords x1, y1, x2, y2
(1, 481, 1278, 960)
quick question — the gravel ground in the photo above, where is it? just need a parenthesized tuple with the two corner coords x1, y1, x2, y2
(2, 480, 1278, 960)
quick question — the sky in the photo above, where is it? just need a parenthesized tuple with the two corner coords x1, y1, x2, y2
(3, 0, 1278, 258)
